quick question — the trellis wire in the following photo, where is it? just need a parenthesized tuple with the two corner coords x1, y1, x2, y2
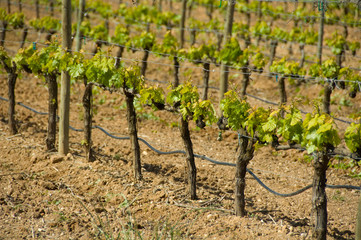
(0, 38, 359, 125)
(0, 95, 360, 197)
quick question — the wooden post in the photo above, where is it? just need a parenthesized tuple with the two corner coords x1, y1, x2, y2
(219, 0, 235, 103)
(356, 189, 361, 240)
(45, 73, 58, 151)
(173, 56, 180, 88)
(35, 0, 40, 19)
(179, 0, 187, 48)
(58, 0, 72, 155)
(316, 0, 325, 65)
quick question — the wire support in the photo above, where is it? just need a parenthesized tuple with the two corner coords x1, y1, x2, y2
(0, 95, 360, 197)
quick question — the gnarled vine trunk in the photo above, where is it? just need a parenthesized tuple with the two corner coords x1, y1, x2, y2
(45, 73, 58, 151)
(299, 43, 305, 68)
(114, 46, 124, 69)
(268, 40, 278, 73)
(323, 82, 332, 114)
(19, 27, 28, 49)
(356, 189, 361, 240)
(240, 61, 250, 99)
(141, 49, 149, 77)
(180, 117, 197, 200)
(312, 150, 330, 240)
(82, 82, 94, 161)
(35, 0, 40, 19)
(7, 0, 11, 13)
(125, 92, 142, 181)
(92, 41, 102, 55)
(18, 0, 22, 12)
(0, 21, 8, 47)
(235, 129, 255, 216)
(202, 62, 210, 100)
(8, 71, 17, 135)
(173, 56, 180, 88)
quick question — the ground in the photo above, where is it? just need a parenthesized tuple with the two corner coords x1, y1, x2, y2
(0, 1, 361, 239)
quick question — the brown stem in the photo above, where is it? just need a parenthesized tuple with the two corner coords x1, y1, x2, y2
(180, 117, 197, 200)
(35, 0, 40, 19)
(8, 71, 17, 135)
(141, 49, 149, 77)
(125, 92, 142, 181)
(173, 56, 180, 88)
(7, 0, 11, 13)
(18, 0, 22, 12)
(92, 41, 102, 55)
(312, 150, 329, 240)
(299, 43, 305, 68)
(235, 129, 255, 216)
(322, 82, 332, 114)
(202, 62, 210, 100)
(206, 4, 213, 20)
(187, 0, 193, 18)
(114, 46, 124, 69)
(240, 63, 250, 99)
(190, 30, 196, 46)
(19, 27, 28, 49)
(278, 76, 287, 104)
(45, 73, 58, 151)
(0, 21, 8, 47)
(217, 33, 223, 51)
(82, 82, 94, 161)
(268, 40, 278, 73)
(49, 0, 54, 16)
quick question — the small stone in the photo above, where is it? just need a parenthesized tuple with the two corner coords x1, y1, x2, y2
(51, 155, 64, 164)
(31, 156, 38, 163)
(66, 153, 73, 161)
(43, 181, 57, 190)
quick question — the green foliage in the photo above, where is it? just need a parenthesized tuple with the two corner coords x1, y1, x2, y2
(181, 44, 216, 64)
(251, 50, 267, 70)
(250, 21, 271, 39)
(29, 16, 61, 32)
(111, 25, 129, 45)
(129, 31, 155, 50)
(85, 53, 117, 87)
(217, 37, 243, 65)
(233, 22, 250, 39)
(246, 107, 270, 138)
(6, 12, 25, 29)
(139, 85, 165, 110)
(87, 0, 112, 19)
(220, 90, 251, 131)
(26, 43, 63, 76)
(155, 11, 180, 28)
(88, 23, 109, 41)
(152, 31, 178, 57)
(13, 46, 35, 71)
(72, 20, 91, 36)
(294, 28, 318, 45)
(277, 105, 303, 143)
(270, 58, 306, 77)
(309, 59, 340, 79)
(167, 82, 216, 125)
(271, 27, 289, 42)
(326, 32, 346, 55)
(344, 123, 361, 153)
(0, 8, 24, 29)
(302, 113, 340, 153)
(348, 40, 361, 53)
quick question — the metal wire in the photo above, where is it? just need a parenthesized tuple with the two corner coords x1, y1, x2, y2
(0, 95, 360, 196)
